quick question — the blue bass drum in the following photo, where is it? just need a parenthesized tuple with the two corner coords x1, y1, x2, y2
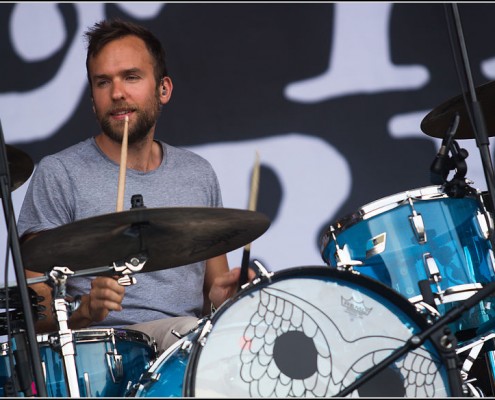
(175, 266, 457, 397)
(320, 185, 495, 340)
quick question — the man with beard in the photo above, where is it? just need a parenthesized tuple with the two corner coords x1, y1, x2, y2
(17, 18, 254, 354)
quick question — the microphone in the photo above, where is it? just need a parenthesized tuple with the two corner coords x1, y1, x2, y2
(430, 112, 460, 185)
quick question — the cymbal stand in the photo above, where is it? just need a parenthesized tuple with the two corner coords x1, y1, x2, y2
(48, 266, 81, 397)
(112, 252, 147, 286)
(0, 120, 47, 396)
(42, 256, 147, 396)
(456, 331, 495, 396)
(21, 253, 149, 289)
(336, 281, 495, 397)
(444, 4, 495, 246)
(336, 321, 463, 397)
(456, 332, 495, 386)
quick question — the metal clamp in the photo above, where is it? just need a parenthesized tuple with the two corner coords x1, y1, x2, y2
(113, 253, 148, 286)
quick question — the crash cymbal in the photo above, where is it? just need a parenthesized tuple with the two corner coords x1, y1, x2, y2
(5, 144, 34, 192)
(21, 207, 271, 273)
(421, 80, 495, 139)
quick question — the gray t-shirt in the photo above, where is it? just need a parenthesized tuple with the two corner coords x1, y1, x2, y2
(18, 137, 223, 326)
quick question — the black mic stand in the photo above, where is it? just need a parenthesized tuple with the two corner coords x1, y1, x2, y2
(336, 282, 495, 397)
(445, 4, 495, 250)
(0, 120, 47, 396)
(429, 112, 471, 199)
(443, 139, 470, 198)
(430, 112, 460, 186)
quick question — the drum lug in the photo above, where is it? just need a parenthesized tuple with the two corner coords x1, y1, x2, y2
(478, 190, 495, 239)
(151, 339, 158, 357)
(150, 372, 161, 382)
(365, 233, 386, 259)
(41, 360, 47, 384)
(328, 222, 363, 269)
(476, 211, 492, 240)
(422, 253, 443, 300)
(325, 227, 363, 268)
(197, 320, 213, 348)
(106, 352, 123, 383)
(334, 244, 363, 268)
(423, 253, 440, 277)
(83, 372, 92, 397)
(253, 260, 274, 280)
(408, 198, 427, 244)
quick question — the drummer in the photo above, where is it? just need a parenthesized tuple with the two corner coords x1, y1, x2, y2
(17, 18, 255, 353)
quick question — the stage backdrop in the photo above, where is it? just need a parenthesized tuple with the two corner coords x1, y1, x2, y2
(2, 2, 495, 286)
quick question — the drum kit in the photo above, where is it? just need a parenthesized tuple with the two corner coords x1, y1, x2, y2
(0, 80, 495, 398)
(3, 12, 495, 395)
(121, 77, 495, 397)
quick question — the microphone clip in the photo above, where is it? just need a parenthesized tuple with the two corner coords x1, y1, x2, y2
(429, 112, 470, 197)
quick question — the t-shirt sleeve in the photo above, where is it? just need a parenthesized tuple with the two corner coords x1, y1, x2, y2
(17, 156, 75, 238)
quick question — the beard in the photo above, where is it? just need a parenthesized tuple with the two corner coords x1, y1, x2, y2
(98, 91, 162, 145)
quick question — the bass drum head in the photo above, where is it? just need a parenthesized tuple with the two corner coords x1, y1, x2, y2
(184, 266, 454, 397)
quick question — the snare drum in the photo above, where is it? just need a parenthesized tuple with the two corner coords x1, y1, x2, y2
(39, 328, 157, 397)
(321, 185, 495, 339)
(135, 266, 456, 397)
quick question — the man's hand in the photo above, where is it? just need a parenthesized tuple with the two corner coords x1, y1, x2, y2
(208, 267, 256, 310)
(77, 276, 125, 324)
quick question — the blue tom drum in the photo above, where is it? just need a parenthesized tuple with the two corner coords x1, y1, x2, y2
(40, 328, 156, 397)
(0, 328, 157, 397)
(320, 185, 495, 341)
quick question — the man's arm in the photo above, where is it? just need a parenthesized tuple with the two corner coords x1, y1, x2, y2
(203, 254, 229, 315)
(25, 268, 125, 333)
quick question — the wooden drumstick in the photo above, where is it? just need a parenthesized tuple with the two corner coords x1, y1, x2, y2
(238, 151, 260, 290)
(116, 115, 129, 212)
(245, 151, 260, 251)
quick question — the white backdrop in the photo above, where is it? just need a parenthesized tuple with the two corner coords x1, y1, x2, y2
(2, 3, 495, 287)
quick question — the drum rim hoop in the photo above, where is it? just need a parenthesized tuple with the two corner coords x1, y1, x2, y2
(324, 184, 481, 237)
(36, 327, 155, 346)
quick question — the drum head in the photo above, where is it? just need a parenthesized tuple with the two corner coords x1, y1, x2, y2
(185, 266, 454, 397)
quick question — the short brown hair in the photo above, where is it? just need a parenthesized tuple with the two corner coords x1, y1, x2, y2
(84, 18, 168, 89)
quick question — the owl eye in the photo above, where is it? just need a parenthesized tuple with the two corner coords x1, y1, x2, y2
(240, 288, 331, 397)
